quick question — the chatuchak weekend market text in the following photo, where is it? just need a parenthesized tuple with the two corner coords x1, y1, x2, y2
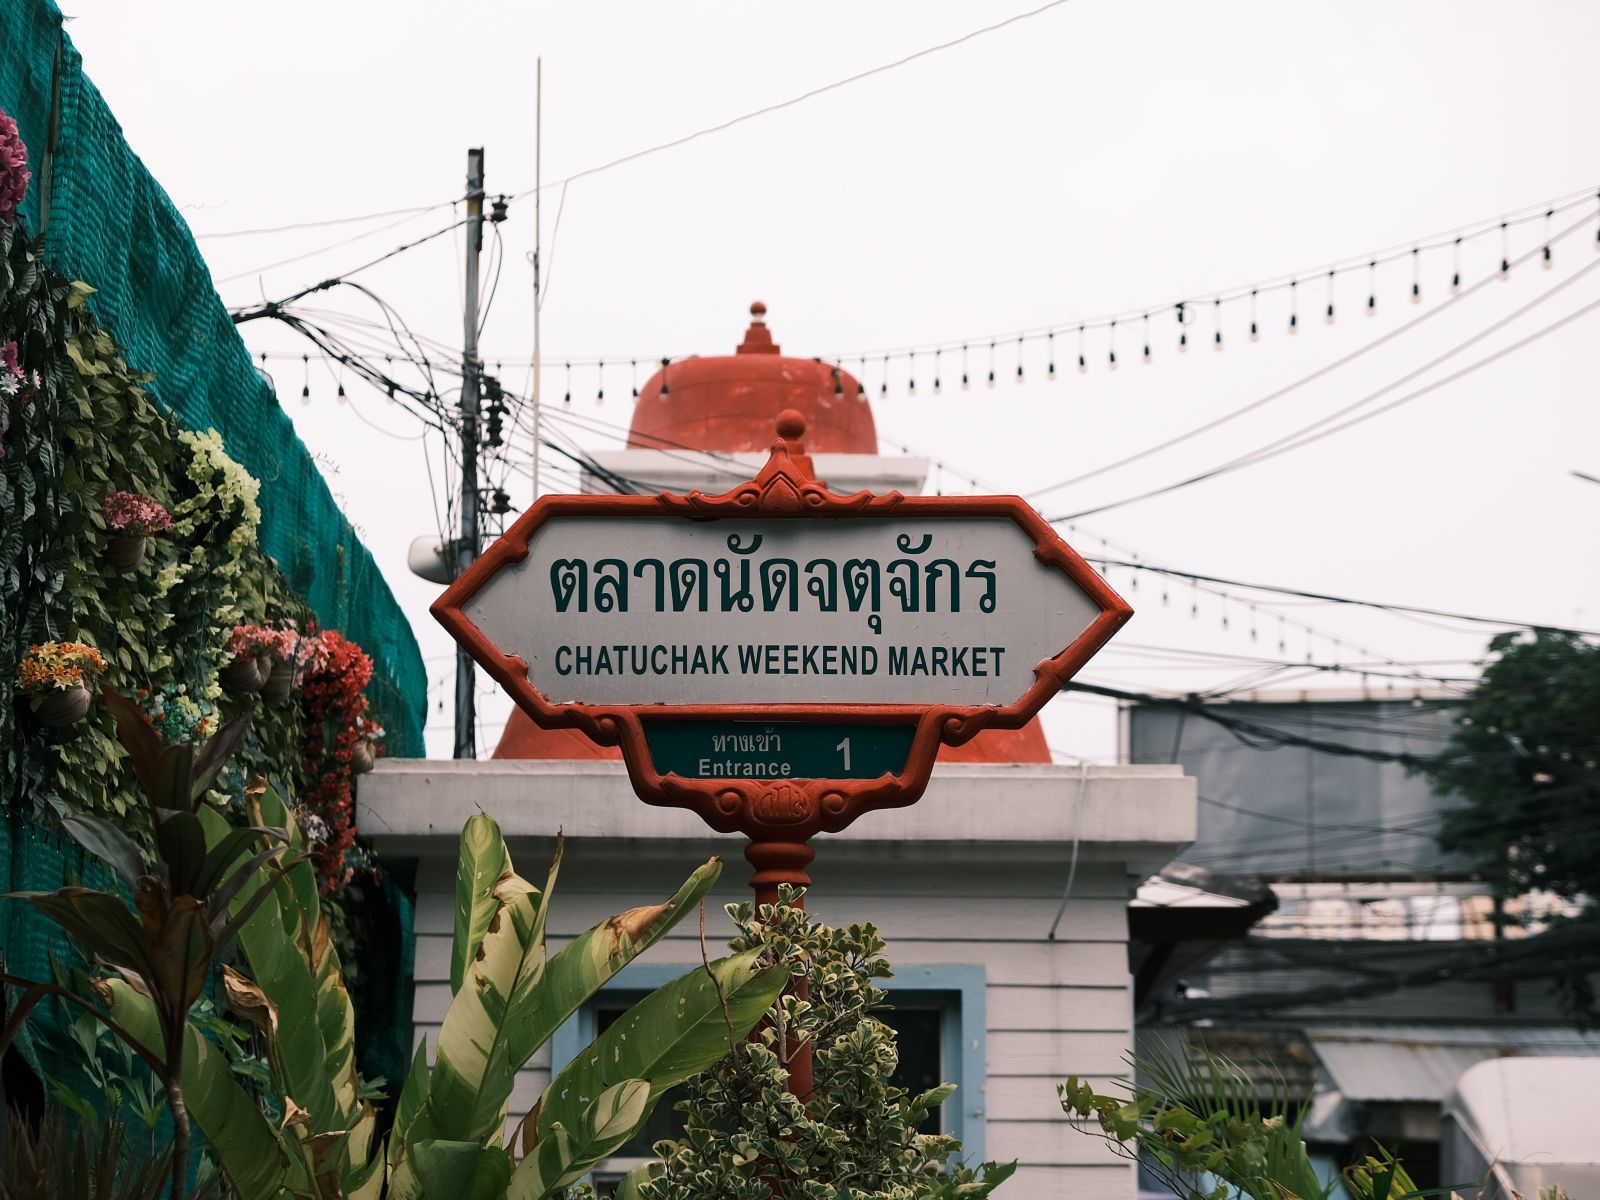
(552, 641, 1007, 678)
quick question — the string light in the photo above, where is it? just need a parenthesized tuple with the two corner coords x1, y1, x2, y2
(1143, 313, 1152, 362)
(1367, 261, 1377, 316)
(659, 357, 670, 397)
(1325, 269, 1336, 324)
(1249, 291, 1259, 341)
(1411, 247, 1422, 303)
(1015, 336, 1025, 383)
(934, 347, 942, 393)
(961, 345, 970, 391)
(881, 353, 889, 398)
(630, 358, 638, 400)
(1451, 236, 1462, 291)
(1077, 325, 1087, 373)
(1289, 280, 1299, 334)
(1177, 302, 1188, 352)
(1046, 333, 1055, 381)
(596, 359, 605, 405)
(300, 354, 310, 404)
(1107, 320, 1118, 370)
(1543, 210, 1554, 269)
(985, 342, 996, 389)
(563, 361, 571, 405)
(1500, 221, 1511, 277)
(833, 365, 844, 399)
(1213, 298, 1223, 350)
(908, 350, 917, 396)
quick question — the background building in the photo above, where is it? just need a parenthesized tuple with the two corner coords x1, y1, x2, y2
(360, 304, 1201, 1196)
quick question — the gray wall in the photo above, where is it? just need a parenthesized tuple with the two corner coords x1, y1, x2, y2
(1127, 699, 1468, 878)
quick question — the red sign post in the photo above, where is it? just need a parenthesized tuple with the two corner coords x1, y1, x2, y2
(433, 412, 1131, 1095)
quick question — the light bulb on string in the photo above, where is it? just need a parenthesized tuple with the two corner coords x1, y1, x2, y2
(1189, 579, 1199, 618)
(1367, 261, 1377, 316)
(1107, 321, 1118, 370)
(933, 347, 942, 394)
(1500, 221, 1511, 278)
(1248, 604, 1258, 642)
(659, 357, 670, 398)
(833, 366, 844, 399)
(1288, 280, 1299, 334)
(1219, 593, 1229, 630)
(1324, 270, 1336, 324)
(1451, 236, 1462, 291)
(859, 358, 869, 400)
(1594, 191, 1600, 247)
(1411, 247, 1422, 303)
(1015, 336, 1025, 383)
(1543, 209, 1554, 268)
(1213, 298, 1223, 350)
(596, 359, 605, 405)
(1143, 313, 1152, 362)
(1077, 325, 1087, 373)
(1176, 302, 1188, 352)
(1277, 614, 1286, 654)
(986, 342, 995, 389)
(1046, 332, 1056, 381)
(961, 345, 970, 390)
(630, 359, 639, 400)
(563, 361, 571, 405)
(881, 354, 889, 398)
(908, 351, 917, 397)
(1249, 291, 1259, 341)
(300, 354, 310, 404)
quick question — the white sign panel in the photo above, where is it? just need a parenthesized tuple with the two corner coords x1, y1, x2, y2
(462, 516, 1103, 707)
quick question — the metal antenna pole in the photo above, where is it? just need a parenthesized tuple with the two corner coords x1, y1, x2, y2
(454, 147, 486, 760)
(531, 58, 543, 502)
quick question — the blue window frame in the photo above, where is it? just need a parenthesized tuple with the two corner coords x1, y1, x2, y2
(550, 963, 987, 1174)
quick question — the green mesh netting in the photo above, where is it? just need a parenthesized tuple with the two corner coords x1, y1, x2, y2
(0, 0, 426, 756)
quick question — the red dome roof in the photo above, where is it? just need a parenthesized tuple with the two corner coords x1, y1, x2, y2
(627, 302, 876, 454)
(489, 298, 1050, 767)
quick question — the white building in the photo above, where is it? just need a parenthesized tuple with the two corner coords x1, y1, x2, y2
(358, 303, 1199, 1196)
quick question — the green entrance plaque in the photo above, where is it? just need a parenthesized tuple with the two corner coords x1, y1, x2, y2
(642, 721, 917, 782)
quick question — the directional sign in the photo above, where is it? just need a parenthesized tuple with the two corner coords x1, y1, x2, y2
(642, 721, 918, 782)
(433, 414, 1130, 842)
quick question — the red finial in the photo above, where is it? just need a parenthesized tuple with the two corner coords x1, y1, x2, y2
(738, 300, 780, 355)
(776, 409, 806, 441)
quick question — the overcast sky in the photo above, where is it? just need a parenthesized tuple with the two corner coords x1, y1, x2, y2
(59, 1, 1600, 760)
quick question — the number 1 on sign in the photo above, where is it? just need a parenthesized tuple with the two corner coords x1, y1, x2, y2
(836, 737, 851, 772)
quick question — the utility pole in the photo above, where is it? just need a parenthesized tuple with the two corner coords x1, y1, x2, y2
(454, 147, 486, 759)
(531, 58, 543, 502)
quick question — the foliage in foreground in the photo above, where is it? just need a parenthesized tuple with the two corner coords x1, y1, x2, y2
(1061, 1046, 1426, 1200)
(614, 887, 1015, 1200)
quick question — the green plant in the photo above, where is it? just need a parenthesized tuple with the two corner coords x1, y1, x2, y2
(0, 1106, 220, 1200)
(0, 689, 291, 1200)
(1060, 1046, 1428, 1200)
(619, 887, 1015, 1200)
(384, 814, 788, 1200)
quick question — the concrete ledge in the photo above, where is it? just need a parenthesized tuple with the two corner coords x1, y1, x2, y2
(356, 759, 1194, 869)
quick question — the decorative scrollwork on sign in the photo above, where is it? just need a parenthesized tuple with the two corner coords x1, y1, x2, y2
(753, 783, 810, 825)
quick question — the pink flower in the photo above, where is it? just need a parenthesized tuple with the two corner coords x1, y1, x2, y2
(1, 342, 18, 378)
(0, 110, 29, 226)
(101, 491, 173, 536)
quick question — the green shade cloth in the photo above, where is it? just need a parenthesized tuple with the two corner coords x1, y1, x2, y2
(0, 0, 426, 755)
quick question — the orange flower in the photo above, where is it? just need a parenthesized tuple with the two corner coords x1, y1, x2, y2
(16, 641, 107, 694)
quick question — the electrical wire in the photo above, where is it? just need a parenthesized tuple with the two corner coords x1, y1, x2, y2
(508, 0, 1075, 201)
(1082, 559, 1600, 638)
(1027, 207, 1599, 501)
(1054, 263, 1600, 521)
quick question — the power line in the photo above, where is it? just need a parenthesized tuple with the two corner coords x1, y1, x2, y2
(1083, 559, 1600, 638)
(507, 0, 1075, 200)
(1054, 265, 1600, 521)
(1026, 205, 1599, 501)
(194, 199, 455, 239)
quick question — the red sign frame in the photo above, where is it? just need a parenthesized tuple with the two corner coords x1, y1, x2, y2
(432, 418, 1132, 849)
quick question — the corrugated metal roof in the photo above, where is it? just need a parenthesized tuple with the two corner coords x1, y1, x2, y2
(1305, 1025, 1600, 1103)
